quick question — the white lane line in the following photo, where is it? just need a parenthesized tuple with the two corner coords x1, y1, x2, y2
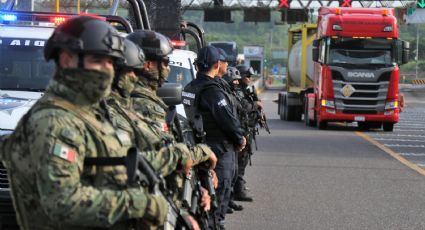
(394, 129, 425, 132)
(373, 138, 425, 142)
(384, 144, 425, 148)
(417, 163, 425, 167)
(400, 153, 425, 156)
(369, 134, 425, 138)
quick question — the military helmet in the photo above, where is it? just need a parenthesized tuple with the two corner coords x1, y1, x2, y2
(126, 30, 173, 61)
(224, 67, 242, 83)
(118, 38, 145, 70)
(236, 64, 255, 78)
(44, 16, 125, 61)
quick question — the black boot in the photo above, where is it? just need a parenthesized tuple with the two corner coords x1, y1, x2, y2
(233, 189, 253, 202)
(229, 200, 243, 211)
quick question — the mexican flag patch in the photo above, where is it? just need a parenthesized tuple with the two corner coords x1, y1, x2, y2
(52, 143, 76, 162)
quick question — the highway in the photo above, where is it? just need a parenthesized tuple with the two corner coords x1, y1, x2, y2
(227, 87, 425, 230)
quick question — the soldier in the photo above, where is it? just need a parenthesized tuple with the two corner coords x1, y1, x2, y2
(183, 46, 246, 230)
(0, 16, 168, 229)
(234, 64, 263, 202)
(127, 30, 172, 132)
(121, 34, 218, 227)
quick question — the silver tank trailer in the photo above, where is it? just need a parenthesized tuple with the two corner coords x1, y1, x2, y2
(287, 40, 315, 86)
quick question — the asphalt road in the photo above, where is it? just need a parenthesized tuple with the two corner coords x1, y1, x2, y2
(226, 88, 425, 230)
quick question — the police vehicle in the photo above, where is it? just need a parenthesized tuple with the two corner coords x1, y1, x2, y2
(167, 45, 197, 117)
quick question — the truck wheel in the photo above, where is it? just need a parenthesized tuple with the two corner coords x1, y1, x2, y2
(318, 121, 327, 130)
(279, 95, 285, 120)
(304, 101, 316, 127)
(280, 96, 288, 120)
(294, 106, 302, 121)
(383, 122, 394, 132)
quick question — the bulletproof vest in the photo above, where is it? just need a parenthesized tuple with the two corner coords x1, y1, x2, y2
(183, 79, 228, 142)
(5, 95, 133, 230)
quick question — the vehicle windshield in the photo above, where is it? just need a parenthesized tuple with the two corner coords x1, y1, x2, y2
(0, 38, 54, 91)
(168, 65, 194, 87)
(328, 38, 393, 67)
(9, 0, 130, 18)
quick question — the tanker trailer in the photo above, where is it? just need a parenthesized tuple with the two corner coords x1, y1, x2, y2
(278, 24, 317, 121)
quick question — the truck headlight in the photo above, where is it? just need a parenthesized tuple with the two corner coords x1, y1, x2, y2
(385, 101, 398, 110)
(383, 26, 393, 32)
(321, 99, 335, 108)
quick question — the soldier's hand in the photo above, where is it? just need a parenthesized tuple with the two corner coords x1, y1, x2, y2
(237, 136, 247, 152)
(186, 215, 201, 230)
(256, 101, 263, 110)
(200, 186, 211, 211)
(211, 170, 218, 189)
(180, 157, 193, 176)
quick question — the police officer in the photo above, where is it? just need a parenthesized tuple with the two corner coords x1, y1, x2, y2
(183, 46, 246, 230)
(1, 16, 167, 229)
(234, 64, 263, 202)
(127, 30, 172, 132)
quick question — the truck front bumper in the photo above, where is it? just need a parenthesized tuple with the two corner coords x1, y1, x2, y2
(319, 108, 399, 123)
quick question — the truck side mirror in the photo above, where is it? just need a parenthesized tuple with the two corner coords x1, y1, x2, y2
(401, 41, 410, 65)
(156, 83, 182, 106)
(312, 47, 320, 63)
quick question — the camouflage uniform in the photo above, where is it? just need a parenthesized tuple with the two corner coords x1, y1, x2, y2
(132, 81, 168, 132)
(118, 74, 213, 208)
(1, 69, 164, 230)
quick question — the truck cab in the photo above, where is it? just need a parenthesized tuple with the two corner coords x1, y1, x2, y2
(310, 7, 409, 131)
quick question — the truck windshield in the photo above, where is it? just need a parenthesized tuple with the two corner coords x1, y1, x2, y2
(328, 38, 393, 67)
(168, 65, 193, 87)
(0, 39, 54, 91)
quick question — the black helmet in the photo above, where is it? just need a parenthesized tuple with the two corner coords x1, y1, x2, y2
(44, 16, 125, 62)
(126, 30, 173, 61)
(224, 67, 241, 83)
(118, 38, 145, 70)
(236, 64, 255, 78)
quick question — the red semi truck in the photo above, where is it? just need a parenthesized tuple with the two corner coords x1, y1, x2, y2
(278, 7, 410, 131)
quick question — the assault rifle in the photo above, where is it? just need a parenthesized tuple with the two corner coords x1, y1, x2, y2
(159, 83, 219, 230)
(247, 85, 270, 134)
(84, 148, 191, 230)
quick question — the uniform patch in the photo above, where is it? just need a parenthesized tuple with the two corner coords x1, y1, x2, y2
(116, 130, 132, 146)
(218, 99, 227, 107)
(52, 143, 76, 162)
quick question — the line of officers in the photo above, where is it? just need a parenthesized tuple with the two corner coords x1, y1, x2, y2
(0, 16, 263, 230)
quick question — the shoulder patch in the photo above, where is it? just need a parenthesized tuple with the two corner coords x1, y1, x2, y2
(52, 142, 76, 162)
(218, 99, 228, 107)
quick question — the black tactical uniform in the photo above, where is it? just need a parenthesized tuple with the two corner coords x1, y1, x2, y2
(183, 46, 244, 229)
(234, 64, 259, 202)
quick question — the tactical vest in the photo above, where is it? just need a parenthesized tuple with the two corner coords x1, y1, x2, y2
(183, 80, 231, 142)
(6, 95, 134, 230)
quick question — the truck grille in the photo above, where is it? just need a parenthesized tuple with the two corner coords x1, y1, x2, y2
(332, 70, 391, 114)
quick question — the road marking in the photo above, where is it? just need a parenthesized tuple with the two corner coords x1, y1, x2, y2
(373, 138, 425, 142)
(356, 131, 425, 176)
(400, 153, 425, 156)
(369, 134, 425, 138)
(384, 144, 425, 148)
(394, 129, 425, 132)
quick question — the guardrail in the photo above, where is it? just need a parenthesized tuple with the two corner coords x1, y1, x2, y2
(412, 79, 425, 85)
